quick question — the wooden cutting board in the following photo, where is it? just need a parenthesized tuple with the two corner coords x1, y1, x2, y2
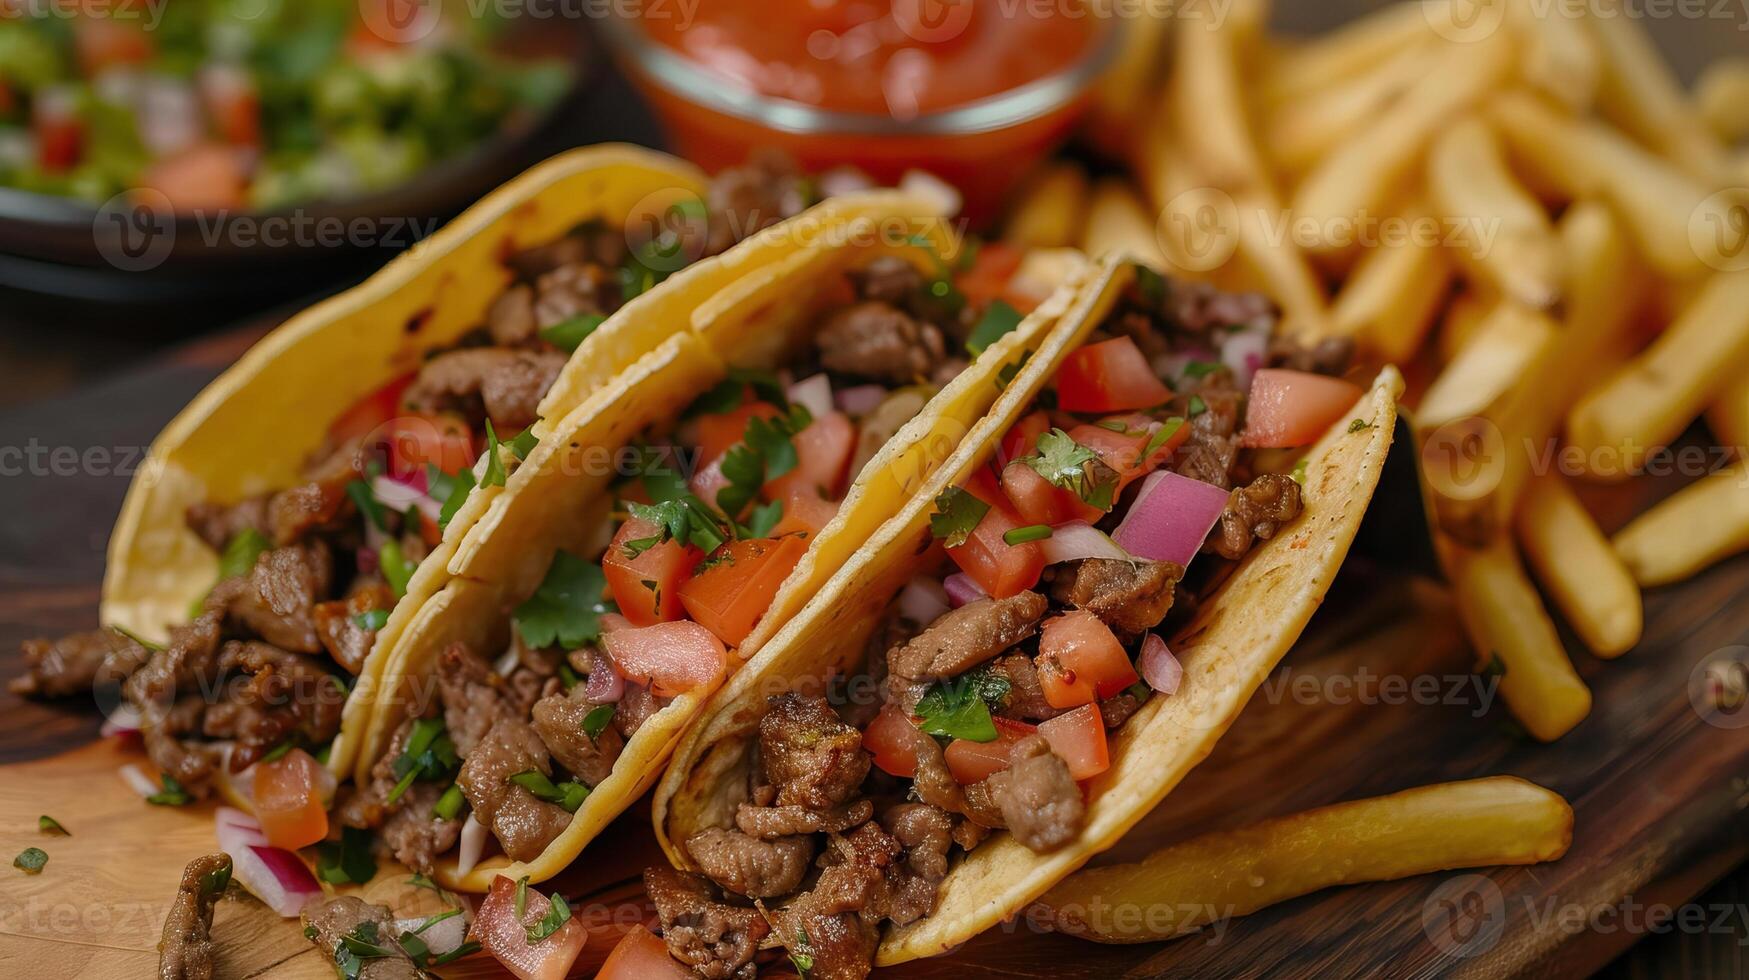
(4, 331, 1749, 978)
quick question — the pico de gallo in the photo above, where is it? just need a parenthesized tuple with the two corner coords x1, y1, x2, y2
(321, 237, 1049, 943)
(636, 264, 1365, 980)
(0, 0, 572, 210)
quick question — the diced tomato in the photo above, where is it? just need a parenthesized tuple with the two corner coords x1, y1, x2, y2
(943, 718, 1036, 784)
(74, 16, 153, 74)
(598, 925, 692, 980)
(602, 620, 727, 697)
(765, 409, 856, 503)
(862, 704, 921, 778)
(998, 410, 1050, 467)
(250, 749, 328, 850)
(1241, 369, 1365, 449)
(1055, 337, 1173, 413)
(474, 875, 588, 980)
(957, 241, 1025, 311)
(678, 535, 809, 647)
(695, 399, 781, 465)
(138, 143, 248, 212)
(328, 374, 415, 448)
(1001, 459, 1100, 526)
(386, 413, 474, 479)
(1068, 416, 1187, 495)
(602, 517, 702, 626)
(1038, 610, 1137, 708)
(32, 91, 82, 173)
(1037, 705, 1110, 780)
(770, 491, 839, 538)
(200, 65, 261, 147)
(947, 469, 1046, 599)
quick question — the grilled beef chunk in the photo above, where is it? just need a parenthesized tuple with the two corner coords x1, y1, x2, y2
(686, 827, 814, 898)
(816, 301, 947, 385)
(185, 497, 272, 552)
(1051, 559, 1182, 637)
(493, 786, 573, 862)
(1212, 473, 1304, 560)
(456, 717, 550, 827)
(530, 685, 624, 787)
(1268, 334, 1355, 376)
(218, 543, 333, 655)
(879, 803, 954, 925)
(848, 255, 923, 306)
(436, 644, 521, 756)
(1099, 691, 1146, 729)
(887, 591, 1048, 709)
(988, 736, 1083, 852)
(11, 628, 150, 698)
(380, 781, 462, 875)
(906, 723, 977, 821)
(266, 480, 351, 546)
(990, 652, 1061, 721)
(1173, 373, 1245, 489)
(759, 693, 871, 810)
(302, 896, 426, 979)
(615, 681, 661, 738)
(505, 225, 626, 281)
(645, 866, 769, 980)
(312, 582, 395, 675)
(157, 853, 229, 980)
(205, 641, 345, 770)
(400, 347, 568, 433)
(706, 149, 813, 256)
(486, 283, 538, 346)
(735, 799, 873, 838)
(770, 823, 903, 980)
(533, 262, 618, 329)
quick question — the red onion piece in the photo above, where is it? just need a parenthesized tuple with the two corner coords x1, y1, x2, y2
(898, 577, 951, 625)
(943, 573, 987, 608)
(834, 384, 888, 416)
(1139, 633, 1182, 695)
(396, 911, 470, 958)
(1221, 326, 1271, 389)
(1112, 470, 1230, 567)
(213, 807, 322, 917)
(583, 663, 625, 704)
(101, 703, 142, 738)
(456, 813, 488, 877)
(787, 374, 834, 421)
(1039, 521, 1130, 565)
(371, 474, 442, 524)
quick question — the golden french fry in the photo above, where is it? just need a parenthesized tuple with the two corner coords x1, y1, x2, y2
(1263, 42, 1430, 178)
(1293, 35, 1515, 260)
(1489, 91, 1731, 281)
(1416, 302, 1556, 431)
(1258, 0, 1440, 108)
(1508, 0, 1599, 111)
(1083, 9, 1172, 162)
(1588, 6, 1730, 186)
(1004, 162, 1091, 250)
(1613, 461, 1749, 587)
(1696, 58, 1749, 144)
(1083, 178, 1169, 272)
(1437, 287, 1497, 363)
(1443, 535, 1591, 741)
(1568, 269, 1749, 478)
(1031, 776, 1572, 943)
(1515, 472, 1643, 657)
(1427, 116, 1563, 309)
(1708, 376, 1749, 457)
(1429, 203, 1647, 539)
(1329, 203, 1452, 362)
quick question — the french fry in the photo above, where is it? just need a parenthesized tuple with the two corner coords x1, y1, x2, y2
(1083, 178, 1169, 272)
(1613, 461, 1749, 587)
(1427, 116, 1563, 309)
(1507, 0, 1599, 112)
(1437, 287, 1497, 363)
(1083, 9, 1172, 162)
(1004, 162, 1090, 250)
(1263, 42, 1430, 178)
(1588, 5, 1730, 186)
(1031, 776, 1572, 943)
(1515, 472, 1643, 657)
(1696, 57, 1749, 144)
(1416, 302, 1555, 431)
(1329, 202, 1452, 363)
(1708, 376, 1749, 458)
(1292, 35, 1515, 260)
(1568, 269, 1749, 479)
(1257, 0, 1440, 108)
(1489, 91, 1729, 281)
(1443, 535, 1591, 741)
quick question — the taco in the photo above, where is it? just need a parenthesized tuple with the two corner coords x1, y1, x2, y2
(645, 255, 1402, 978)
(10, 144, 939, 810)
(334, 215, 1093, 894)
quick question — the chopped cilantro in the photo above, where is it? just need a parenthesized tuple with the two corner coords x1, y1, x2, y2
(432, 941, 481, 966)
(146, 774, 193, 806)
(353, 608, 390, 631)
(539, 313, 605, 353)
(111, 624, 166, 652)
(217, 527, 273, 580)
(260, 740, 296, 764)
(790, 924, 816, 975)
(582, 704, 615, 739)
(38, 815, 68, 836)
(1003, 524, 1052, 545)
(1095, 419, 1131, 433)
(438, 465, 476, 529)
(929, 486, 990, 549)
(687, 368, 788, 416)
(1024, 429, 1118, 513)
(387, 718, 459, 804)
(481, 421, 508, 488)
(315, 826, 377, 885)
(527, 892, 572, 943)
(1290, 458, 1309, 486)
(514, 552, 611, 649)
(1187, 395, 1208, 417)
(994, 350, 1032, 391)
(379, 539, 417, 599)
(514, 875, 530, 919)
(432, 784, 466, 821)
(1134, 264, 1167, 305)
(14, 847, 46, 874)
(508, 770, 589, 813)
(1143, 417, 1186, 458)
(629, 497, 732, 555)
(201, 860, 231, 896)
(965, 299, 1024, 356)
(510, 427, 541, 460)
(717, 405, 813, 517)
(635, 447, 690, 504)
(346, 480, 389, 533)
(1348, 417, 1374, 433)
(1482, 653, 1508, 679)
(558, 662, 582, 689)
(914, 667, 1010, 743)
(1182, 360, 1223, 379)
(745, 498, 784, 538)
(408, 873, 444, 893)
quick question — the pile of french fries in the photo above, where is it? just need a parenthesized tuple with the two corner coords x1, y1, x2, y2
(1009, 0, 1749, 743)
(1002, 0, 1749, 943)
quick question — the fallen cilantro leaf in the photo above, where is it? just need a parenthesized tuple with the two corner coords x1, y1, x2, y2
(38, 815, 68, 836)
(146, 774, 193, 806)
(14, 848, 46, 874)
(514, 552, 611, 649)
